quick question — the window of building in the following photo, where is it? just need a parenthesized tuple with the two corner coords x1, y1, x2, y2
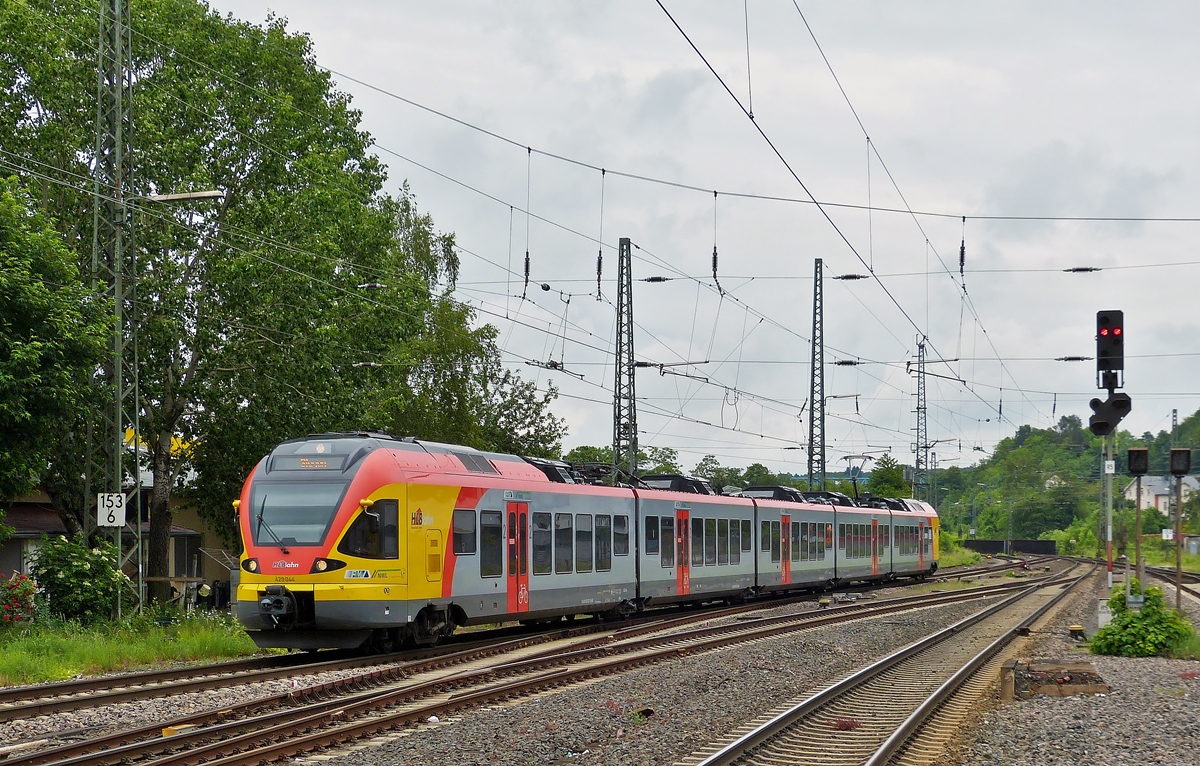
(480, 510, 503, 577)
(614, 515, 629, 555)
(555, 513, 573, 573)
(532, 512, 552, 575)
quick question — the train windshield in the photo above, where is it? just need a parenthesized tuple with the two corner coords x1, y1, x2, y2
(249, 481, 349, 547)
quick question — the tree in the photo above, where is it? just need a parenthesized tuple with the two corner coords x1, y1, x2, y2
(741, 463, 776, 487)
(0, 2, 564, 588)
(0, 178, 106, 510)
(563, 445, 614, 465)
(691, 455, 744, 490)
(641, 447, 682, 475)
(867, 453, 909, 498)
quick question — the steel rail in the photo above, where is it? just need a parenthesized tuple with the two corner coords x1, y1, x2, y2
(689, 563, 1088, 766)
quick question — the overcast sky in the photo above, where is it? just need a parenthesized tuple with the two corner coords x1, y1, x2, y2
(209, 0, 1200, 474)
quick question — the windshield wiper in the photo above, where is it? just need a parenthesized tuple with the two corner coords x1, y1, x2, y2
(256, 495, 290, 554)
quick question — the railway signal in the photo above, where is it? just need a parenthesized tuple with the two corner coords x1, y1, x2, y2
(1088, 393, 1131, 436)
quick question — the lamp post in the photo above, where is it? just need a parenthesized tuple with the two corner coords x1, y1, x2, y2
(127, 189, 224, 611)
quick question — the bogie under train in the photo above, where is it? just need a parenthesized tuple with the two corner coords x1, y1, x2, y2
(234, 434, 938, 651)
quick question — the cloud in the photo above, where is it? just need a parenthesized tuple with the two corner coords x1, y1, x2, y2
(982, 141, 1179, 239)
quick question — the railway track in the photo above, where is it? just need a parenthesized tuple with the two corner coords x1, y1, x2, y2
(0, 555, 1037, 726)
(1, 571, 1063, 766)
(1144, 564, 1200, 600)
(679, 563, 1091, 766)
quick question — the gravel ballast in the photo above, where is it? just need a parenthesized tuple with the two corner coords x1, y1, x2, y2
(937, 574, 1200, 766)
(313, 596, 1002, 766)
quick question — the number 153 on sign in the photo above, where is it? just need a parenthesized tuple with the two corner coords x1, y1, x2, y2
(97, 493, 126, 527)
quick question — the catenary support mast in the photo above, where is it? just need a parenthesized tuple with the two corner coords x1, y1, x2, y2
(807, 258, 825, 490)
(612, 238, 637, 480)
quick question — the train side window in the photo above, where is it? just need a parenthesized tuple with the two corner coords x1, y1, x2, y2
(555, 513, 573, 573)
(660, 516, 675, 568)
(838, 523, 846, 550)
(704, 518, 717, 565)
(742, 520, 753, 552)
(451, 510, 476, 555)
(816, 523, 826, 561)
(882, 524, 889, 551)
(479, 511, 503, 577)
(337, 500, 396, 560)
(614, 515, 629, 555)
(576, 514, 593, 573)
(729, 519, 741, 565)
(761, 521, 771, 552)
(532, 512, 552, 575)
(644, 515, 660, 555)
(691, 518, 704, 566)
(717, 519, 730, 565)
(770, 521, 781, 563)
(596, 514, 612, 572)
(798, 523, 807, 562)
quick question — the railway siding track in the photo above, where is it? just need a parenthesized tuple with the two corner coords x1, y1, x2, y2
(6, 577, 1055, 766)
(679, 564, 1091, 766)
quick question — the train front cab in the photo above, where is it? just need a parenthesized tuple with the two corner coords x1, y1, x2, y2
(889, 500, 938, 579)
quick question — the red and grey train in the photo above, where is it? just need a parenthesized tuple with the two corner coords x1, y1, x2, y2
(234, 433, 939, 651)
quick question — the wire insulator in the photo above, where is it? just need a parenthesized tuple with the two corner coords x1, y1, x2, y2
(712, 245, 723, 295)
(596, 250, 603, 300)
(522, 251, 530, 299)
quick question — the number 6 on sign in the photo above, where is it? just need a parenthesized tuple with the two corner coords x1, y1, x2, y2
(97, 493, 127, 527)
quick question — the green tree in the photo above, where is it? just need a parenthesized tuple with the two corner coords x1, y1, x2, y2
(0, 178, 106, 508)
(691, 455, 744, 490)
(867, 453, 909, 497)
(741, 463, 775, 487)
(642, 447, 682, 475)
(0, 2, 564, 583)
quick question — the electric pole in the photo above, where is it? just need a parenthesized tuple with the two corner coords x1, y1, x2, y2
(612, 237, 637, 480)
(807, 258, 824, 490)
(914, 338, 928, 502)
(89, 0, 140, 614)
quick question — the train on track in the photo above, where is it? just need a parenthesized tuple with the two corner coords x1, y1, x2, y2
(234, 433, 939, 651)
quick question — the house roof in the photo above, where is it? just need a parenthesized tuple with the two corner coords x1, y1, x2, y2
(2, 503, 200, 538)
(1122, 475, 1199, 494)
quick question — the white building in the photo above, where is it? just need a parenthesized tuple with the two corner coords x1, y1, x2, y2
(1122, 475, 1198, 513)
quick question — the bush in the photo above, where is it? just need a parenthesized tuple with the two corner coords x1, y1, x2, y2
(1090, 579, 1194, 657)
(0, 573, 36, 626)
(28, 534, 130, 624)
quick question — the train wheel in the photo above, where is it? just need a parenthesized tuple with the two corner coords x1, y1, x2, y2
(369, 629, 397, 654)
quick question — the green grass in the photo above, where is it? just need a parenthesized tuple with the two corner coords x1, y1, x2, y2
(0, 610, 260, 686)
(938, 546, 983, 569)
(1168, 631, 1200, 660)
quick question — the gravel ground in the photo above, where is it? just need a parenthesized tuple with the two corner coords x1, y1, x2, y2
(0, 658, 407, 746)
(310, 596, 1002, 766)
(935, 572, 1200, 766)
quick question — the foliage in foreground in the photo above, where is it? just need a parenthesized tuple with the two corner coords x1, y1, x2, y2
(27, 534, 130, 624)
(0, 609, 258, 686)
(1090, 581, 1194, 658)
(0, 573, 36, 625)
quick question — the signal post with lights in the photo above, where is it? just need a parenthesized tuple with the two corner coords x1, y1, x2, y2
(1089, 310, 1130, 589)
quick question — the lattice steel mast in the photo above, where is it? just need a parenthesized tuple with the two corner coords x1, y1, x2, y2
(807, 258, 824, 490)
(914, 338, 929, 500)
(612, 237, 638, 479)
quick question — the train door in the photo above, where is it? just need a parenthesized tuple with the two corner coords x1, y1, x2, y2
(918, 520, 926, 571)
(871, 519, 879, 576)
(676, 508, 690, 595)
(780, 514, 791, 585)
(506, 502, 529, 614)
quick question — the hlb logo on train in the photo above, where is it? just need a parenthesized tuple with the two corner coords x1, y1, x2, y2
(273, 560, 299, 569)
(410, 508, 430, 526)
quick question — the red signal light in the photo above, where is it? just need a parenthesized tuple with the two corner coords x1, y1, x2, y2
(1113, 327, 1121, 335)
(1099, 328, 1109, 336)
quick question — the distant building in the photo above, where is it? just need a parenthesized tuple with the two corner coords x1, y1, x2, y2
(1121, 475, 1198, 514)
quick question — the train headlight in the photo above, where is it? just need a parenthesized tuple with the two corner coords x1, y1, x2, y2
(242, 558, 259, 573)
(310, 557, 346, 574)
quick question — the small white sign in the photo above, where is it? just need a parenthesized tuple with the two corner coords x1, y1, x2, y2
(1104, 460, 1116, 474)
(96, 492, 126, 527)
(1098, 599, 1112, 628)
(1162, 528, 1175, 541)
